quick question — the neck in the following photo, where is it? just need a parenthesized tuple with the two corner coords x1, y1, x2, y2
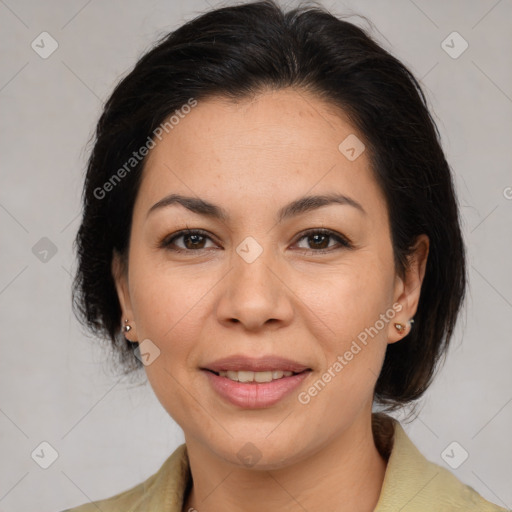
(182, 410, 389, 512)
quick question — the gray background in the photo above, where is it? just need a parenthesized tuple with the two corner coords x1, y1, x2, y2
(0, 0, 511, 511)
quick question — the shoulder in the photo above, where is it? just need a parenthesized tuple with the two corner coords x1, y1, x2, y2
(62, 443, 190, 512)
(60, 477, 156, 512)
(375, 415, 508, 512)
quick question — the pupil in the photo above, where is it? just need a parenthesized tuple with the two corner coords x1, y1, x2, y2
(311, 234, 328, 249)
(186, 234, 203, 249)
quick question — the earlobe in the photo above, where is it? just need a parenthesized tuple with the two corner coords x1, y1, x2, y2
(388, 318, 415, 344)
(111, 251, 137, 341)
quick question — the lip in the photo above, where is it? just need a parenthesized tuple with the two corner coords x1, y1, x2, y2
(202, 355, 311, 373)
(202, 369, 311, 409)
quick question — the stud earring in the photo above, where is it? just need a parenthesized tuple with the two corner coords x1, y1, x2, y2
(394, 322, 405, 333)
(123, 319, 132, 333)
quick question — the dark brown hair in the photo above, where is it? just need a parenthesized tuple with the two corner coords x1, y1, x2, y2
(72, 0, 466, 411)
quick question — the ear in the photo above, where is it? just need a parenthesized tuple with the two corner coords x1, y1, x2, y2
(388, 234, 429, 343)
(111, 250, 138, 342)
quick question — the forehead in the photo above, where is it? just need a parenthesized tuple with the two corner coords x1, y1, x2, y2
(136, 88, 386, 220)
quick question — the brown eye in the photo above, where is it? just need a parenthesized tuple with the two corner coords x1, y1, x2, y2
(294, 229, 352, 253)
(159, 228, 352, 254)
(159, 229, 217, 252)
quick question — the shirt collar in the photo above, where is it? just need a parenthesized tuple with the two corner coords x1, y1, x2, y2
(143, 413, 501, 511)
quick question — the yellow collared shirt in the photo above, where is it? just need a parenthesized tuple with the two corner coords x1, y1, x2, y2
(64, 416, 508, 511)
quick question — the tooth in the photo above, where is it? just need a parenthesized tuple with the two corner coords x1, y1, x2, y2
(254, 371, 273, 383)
(237, 371, 255, 383)
(215, 370, 297, 382)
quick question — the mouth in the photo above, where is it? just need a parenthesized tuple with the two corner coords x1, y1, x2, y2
(200, 356, 312, 408)
(200, 355, 312, 407)
(202, 354, 311, 375)
(202, 368, 310, 383)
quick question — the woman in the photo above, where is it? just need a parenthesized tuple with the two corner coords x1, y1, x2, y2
(67, 1, 506, 510)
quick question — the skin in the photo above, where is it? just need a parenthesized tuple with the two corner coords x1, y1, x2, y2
(113, 87, 429, 512)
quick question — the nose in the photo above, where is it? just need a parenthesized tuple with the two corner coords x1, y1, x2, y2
(216, 242, 294, 332)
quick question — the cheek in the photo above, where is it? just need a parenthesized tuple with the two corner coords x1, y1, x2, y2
(295, 277, 390, 424)
(127, 253, 219, 389)
(296, 254, 395, 343)
(129, 245, 212, 338)
(292, 254, 394, 405)
(128, 263, 211, 423)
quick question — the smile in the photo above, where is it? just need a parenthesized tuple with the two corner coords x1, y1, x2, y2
(203, 368, 311, 408)
(216, 370, 295, 382)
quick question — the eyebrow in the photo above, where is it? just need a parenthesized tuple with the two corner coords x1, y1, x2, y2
(147, 192, 366, 223)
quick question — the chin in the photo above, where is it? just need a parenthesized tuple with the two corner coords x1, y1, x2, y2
(200, 432, 315, 471)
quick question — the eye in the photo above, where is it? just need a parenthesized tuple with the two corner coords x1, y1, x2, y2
(159, 229, 218, 252)
(293, 229, 353, 253)
(159, 227, 353, 254)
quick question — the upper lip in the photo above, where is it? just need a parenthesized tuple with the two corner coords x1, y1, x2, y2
(202, 355, 311, 373)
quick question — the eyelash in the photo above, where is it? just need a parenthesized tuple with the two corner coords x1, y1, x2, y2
(159, 228, 353, 254)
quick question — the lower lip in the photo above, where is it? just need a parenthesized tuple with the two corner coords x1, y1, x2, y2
(203, 370, 311, 409)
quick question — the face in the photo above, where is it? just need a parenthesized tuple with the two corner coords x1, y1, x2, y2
(113, 88, 428, 469)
